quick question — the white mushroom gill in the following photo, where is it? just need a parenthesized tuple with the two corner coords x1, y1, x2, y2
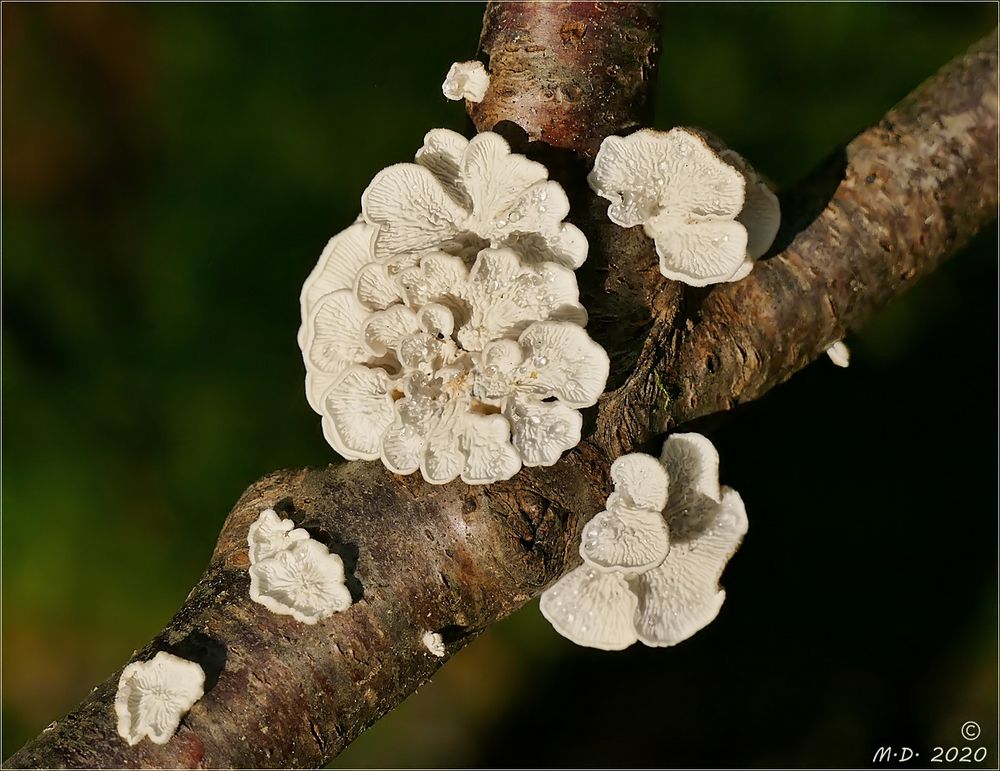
(114, 651, 205, 746)
(579, 454, 670, 574)
(442, 60, 490, 103)
(540, 432, 748, 651)
(539, 567, 639, 651)
(298, 130, 608, 485)
(247, 508, 353, 624)
(588, 127, 780, 286)
(365, 129, 588, 269)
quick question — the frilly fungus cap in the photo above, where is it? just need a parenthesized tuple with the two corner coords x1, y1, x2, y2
(588, 128, 779, 285)
(541, 433, 749, 650)
(115, 652, 205, 746)
(298, 130, 608, 485)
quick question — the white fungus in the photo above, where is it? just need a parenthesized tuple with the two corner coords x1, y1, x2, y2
(247, 509, 353, 624)
(609, 452, 669, 511)
(115, 651, 205, 746)
(720, 148, 781, 277)
(364, 129, 588, 269)
(540, 432, 748, 651)
(588, 127, 780, 286)
(579, 454, 670, 574)
(247, 508, 309, 564)
(298, 130, 608, 485)
(422, 631, 446, 657)
(633, 486, 748, 646)
(442, 60, 490, 103)
(826, 340, 851, 368)
(539, 567, 639, 651)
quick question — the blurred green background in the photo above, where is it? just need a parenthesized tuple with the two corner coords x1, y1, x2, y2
(2, 3, 996, 767)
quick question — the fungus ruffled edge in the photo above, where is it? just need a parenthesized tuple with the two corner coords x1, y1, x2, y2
(442, 60, 490, 103)
(588, 127, 779, 286)
(540, 433, 748, 650)
(247, 509, 353, 624)
(298, 130, 608, 485)
(114, 652, 205, 746)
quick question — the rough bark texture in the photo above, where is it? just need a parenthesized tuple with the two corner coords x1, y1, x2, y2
(6, 5, 997, 769)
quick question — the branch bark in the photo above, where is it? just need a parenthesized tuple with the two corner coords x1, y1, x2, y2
(6, 5, 996, 769)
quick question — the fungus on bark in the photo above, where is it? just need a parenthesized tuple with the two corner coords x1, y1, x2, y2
(364, 130, 588, 269)
(441, 61, 490, 103)
(249, 539, 353, 624)
(579, 454, 670, 574)
(114, 652, 205, 747)
(421, 631, 446, 657)
(298, 131, 607, 485)
(538, 567, 640, 651)
(826, 340, 851, 368)
(247, 509, 352, 624)
(588, 127, 779, 285)
(540, 433, 748, 650)
(247, 508, 309, 564)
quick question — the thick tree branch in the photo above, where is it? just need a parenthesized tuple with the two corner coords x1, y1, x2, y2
(594, 29, 999, 455)
(6, 6, 996, 769)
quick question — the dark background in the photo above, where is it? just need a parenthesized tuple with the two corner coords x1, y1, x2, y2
(2, 3, 997, 767)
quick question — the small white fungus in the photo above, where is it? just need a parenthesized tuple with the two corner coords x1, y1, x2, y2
(442, 60, 490, 103)
(422, 631, 446, 657)
(588, 128, 780, 286)
(826, 340, 851, 368)
(247, 509, 353, 624)
(115, 651, 205, 746)
(540, 432, 748, 651)
(247, 508, 309, 564)
(363, 130, 588, 269)
(540, 567, 639, 651)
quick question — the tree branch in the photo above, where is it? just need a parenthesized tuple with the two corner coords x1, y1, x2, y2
(594, 28, 999, 455)
(6, 6, 996, 769)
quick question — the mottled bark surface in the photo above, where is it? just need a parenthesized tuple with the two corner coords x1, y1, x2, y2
(470, 1, 660, 158)
(6, 5, 997, 769)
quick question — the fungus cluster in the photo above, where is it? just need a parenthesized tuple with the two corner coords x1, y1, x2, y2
(107, 56, 780, 756)
(588, 127, 780, 286)
(247, 509, 353, 624)
(540, 433, 748, 650)
(115, 651, 205, 746)
(299, 129, 608, 484)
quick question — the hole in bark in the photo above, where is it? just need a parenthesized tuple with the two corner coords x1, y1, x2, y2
(273, 497, 297, 516)
(705, 354, 717, 374)
(489, 120, 532, 153)
(164, 632, 227, 693)
(438, 624, 472, 644)
(319, 538, 364, 604)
